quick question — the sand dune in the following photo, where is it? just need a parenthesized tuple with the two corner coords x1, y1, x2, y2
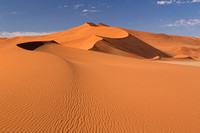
(2, 22, 200, 59)
(0, 23, 200, 132)
(125, 29, 200, 59)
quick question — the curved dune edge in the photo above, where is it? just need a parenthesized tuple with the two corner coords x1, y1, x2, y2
(90, 34, 170, 59)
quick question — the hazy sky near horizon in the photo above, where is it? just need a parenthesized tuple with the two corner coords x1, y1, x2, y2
(0, 0, 200, 37)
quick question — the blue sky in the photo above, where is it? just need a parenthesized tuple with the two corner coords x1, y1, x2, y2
(1, 0, 200, 37)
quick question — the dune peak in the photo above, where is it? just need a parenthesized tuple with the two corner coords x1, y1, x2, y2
(85, 22, 109, 27)
(86, 22, 98, 27)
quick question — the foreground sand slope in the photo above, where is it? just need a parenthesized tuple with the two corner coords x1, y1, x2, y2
(0, 42, 200, 132)
(0, 23, 200, 132)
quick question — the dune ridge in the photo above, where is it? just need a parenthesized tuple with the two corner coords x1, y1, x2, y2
(91, 34, 169, 59)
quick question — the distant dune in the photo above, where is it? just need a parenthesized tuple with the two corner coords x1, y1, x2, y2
(1, 22, 200, 59)
(0, 22, 200, 132)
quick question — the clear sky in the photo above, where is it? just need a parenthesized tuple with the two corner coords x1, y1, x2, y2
(1, 0, 200, 37)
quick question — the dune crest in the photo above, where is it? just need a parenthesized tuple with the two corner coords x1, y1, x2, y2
(96, 23, 109, 27)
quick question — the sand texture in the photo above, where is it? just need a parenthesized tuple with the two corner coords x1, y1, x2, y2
(0, 22, 200, 132)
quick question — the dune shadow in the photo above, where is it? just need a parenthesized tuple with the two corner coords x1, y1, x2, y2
(90, 34, 170, 59)
(17, 40, 59, 50)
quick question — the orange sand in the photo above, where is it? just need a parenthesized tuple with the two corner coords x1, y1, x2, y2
(0, 22, 200, 132)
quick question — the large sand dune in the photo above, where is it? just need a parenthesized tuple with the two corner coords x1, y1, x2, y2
(0, 22, 200, 132)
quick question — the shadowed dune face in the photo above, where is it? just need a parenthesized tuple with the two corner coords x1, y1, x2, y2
(91, 34, 170, 59)
(17, 40, 59, 50)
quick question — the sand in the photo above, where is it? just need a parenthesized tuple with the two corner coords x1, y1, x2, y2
(0, 22, 200, 132)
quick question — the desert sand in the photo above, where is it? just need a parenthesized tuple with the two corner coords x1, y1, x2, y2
(0, 22, 200, 132)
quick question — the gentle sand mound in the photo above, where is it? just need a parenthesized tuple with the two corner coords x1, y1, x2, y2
(173, 54, 194, 59)
(152, 56, 161, 60)
(175, 46, 200, 59)
(1, 44, 200, 132)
